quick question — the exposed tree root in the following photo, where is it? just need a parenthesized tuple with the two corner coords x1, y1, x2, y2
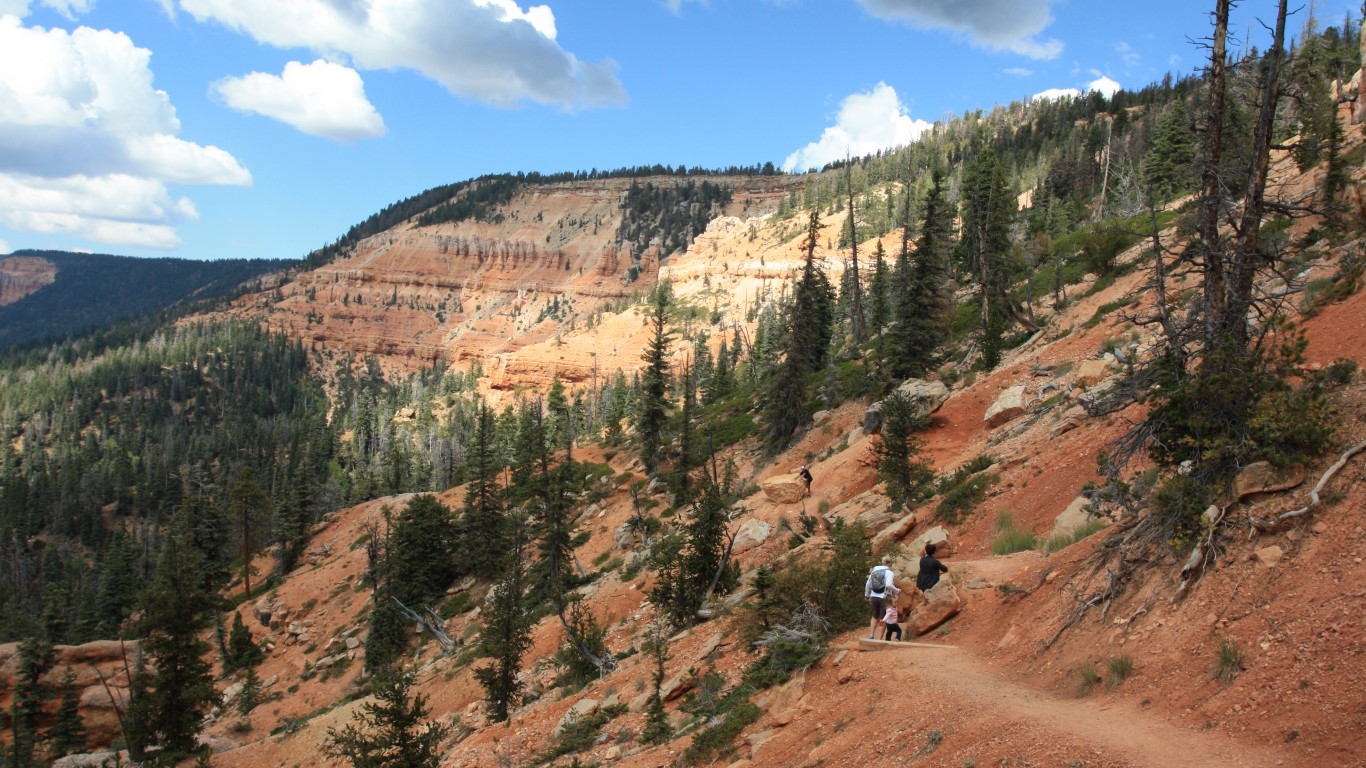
(1248, 437, 1366, 532)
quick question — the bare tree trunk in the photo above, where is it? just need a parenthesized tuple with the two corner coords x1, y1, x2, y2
(1196, 0, 1232, 350)
(846, 161, 866, 342)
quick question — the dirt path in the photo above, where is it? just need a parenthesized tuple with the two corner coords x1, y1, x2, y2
(880, 643, 1300, 768)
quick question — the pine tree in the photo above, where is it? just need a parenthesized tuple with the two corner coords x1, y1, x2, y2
(387, 494, 459, 608)
(228, 468, 271, 601)
(459, 401, 508, 580)
(888, 169, 953, 380)
(474, 524, 533, 722)
(326, 669, 450, 768)
(959, 149, 1017, 369)
(638, 281, 674, 475)
(640, 620, 672, 745)
(764, 210, 834, 448)
(227, 611, 264, 672)
(136, 533, 220, 760)
(47, 666, 87, 759)
(9, 637, 54, 768)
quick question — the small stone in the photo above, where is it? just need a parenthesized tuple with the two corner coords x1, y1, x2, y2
(1254, 545, 1284, 568)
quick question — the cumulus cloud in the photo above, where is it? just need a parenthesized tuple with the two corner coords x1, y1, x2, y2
(1029, 74, 1122, 103)
(782, 83, 932, 172)
(213, 59, 387, 141)
(0, 16, 250, 249)
(857, 0, 1062, 59)
(177, 0, 626, 109)
(0, 0, 93, 19)
(1004, 67, 1033, 77)
(0, 239, 10, 254)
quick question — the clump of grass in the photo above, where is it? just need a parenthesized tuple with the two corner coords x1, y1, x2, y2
(1041, 518, 1108, 554)
(1106, 655, 1134, 688)
(1213, 639, 1245, 685)
(1076, 663, 1101, 696)
(991, 512, 1037, 555)
(919, 729, 943, 756)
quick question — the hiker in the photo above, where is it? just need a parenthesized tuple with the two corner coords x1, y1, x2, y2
(865, 555, 896, 639)
(916, 542, 950, 592)
(797, 465, 813, 497)
(882, 600, 903, 641)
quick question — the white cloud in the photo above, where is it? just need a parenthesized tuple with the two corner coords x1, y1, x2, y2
(0, 16, 250, 250)
(1029, 74, 1122, 103)
(0, 0, 93, 18)
(177, 0, 626, 109)
(1004, 67, 1033, 77)
(1116, 41, 1140, 69)
(0, 239, 10, 254)
(213, 59, 387, 141)
(1088, 74, 1121, 98)
(857, 0, 1062, 59)
(782, 82, 932, 172)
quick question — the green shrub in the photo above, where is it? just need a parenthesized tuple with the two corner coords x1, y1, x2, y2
(935, 465, 998, 525)
(1212, 639, 1244, 685)
(991, 527, 1037, 555)
(1106, 655, 1134, 688)
(1076, 663, 1101, 696)
(1041, 519, 1108, 554)
(683, 701, 761, 765)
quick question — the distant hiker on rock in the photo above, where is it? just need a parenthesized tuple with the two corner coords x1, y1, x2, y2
(797, 465, 813, 497)
(916, 542, 950, 592)
(865, 556, 896, 639)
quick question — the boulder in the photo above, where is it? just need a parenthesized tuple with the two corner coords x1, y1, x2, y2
(1049, 497, 1095, 541)
(828, 489, 893, 534)
(732, 519, 772, 554)
(554, 698, 600, 738)
(761, 474, 807, 504)
(906, 526, 953, 559)
(614, 521, 643, 551)
(871, 510, 919, 551)
(907, 580, 962, 635)
(1254, 545, 1284, 568)
(812, 409, 831, 425)
(893, 379, 951, 417)
(1234, 462, 1305, 500)
(254, 597, 274, 627)
(984, 385, 1028, 428)
(1073, 358, 1112, 387)
(863, 401, 885, 435)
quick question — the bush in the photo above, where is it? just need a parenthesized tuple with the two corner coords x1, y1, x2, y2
(935, 465, 998, 525)
(683, 700, 761, 765)
(1212, 639, 1244, 685)
(991, 512, 1037, 555)
(1041, 519, 1108, 554)
(1106, 655, 1134, 688)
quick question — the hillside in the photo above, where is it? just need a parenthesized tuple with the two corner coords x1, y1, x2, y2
(0, 250, 294, 349)
(0, 9, 1364, 768)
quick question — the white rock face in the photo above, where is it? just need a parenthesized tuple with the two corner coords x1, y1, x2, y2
(984, 385, 1028, 427)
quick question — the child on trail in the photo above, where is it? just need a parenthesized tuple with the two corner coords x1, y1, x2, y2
(882, 601, 903, 641)
(797, 465, 813, 498)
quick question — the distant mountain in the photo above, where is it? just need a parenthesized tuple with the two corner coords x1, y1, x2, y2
(0, 249, 295, 349)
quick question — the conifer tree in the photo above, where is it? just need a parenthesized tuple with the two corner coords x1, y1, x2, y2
(475, 522, 533, 722)
(228, 468, 271, 601)
(888, 169, 953, 380)
(459, 401, 508, 580)
(9, 637, 53, 768)
(638, 281, 674, 475)
(763, 210, 834, 448)
(326, 669, 450, 768)
(227, 611, 264, 672)
(386, 494, 459, 608)
(640, 620, 672, 745)
(47, 666, 86, 759)
(135, 533, 220, 760)
(959, 149, 1017, 369)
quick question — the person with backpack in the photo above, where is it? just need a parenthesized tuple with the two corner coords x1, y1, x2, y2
(797, 465, 813, 498)
(864, 555, 896, 639)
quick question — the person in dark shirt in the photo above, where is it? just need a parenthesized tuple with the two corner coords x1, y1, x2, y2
(916, 542, 949, 592)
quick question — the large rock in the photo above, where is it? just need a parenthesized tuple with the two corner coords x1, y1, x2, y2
(893, 379, 951, 417)
(906, 526, 952, 559)
(1050, 496, 1095, 541)
(761, 474, 807, 504)
(984, 385, 1028, 428)
(732, 519, 772, 554)
(907, 580, 962, 635)
(1234, 462, 1305, 500)
(865, 379, 950, 435)
(555, 698, 600, 738)
(827, 489, 893, 534)
(1073, 358, 1113, 387)
(871, 510, 919, 552)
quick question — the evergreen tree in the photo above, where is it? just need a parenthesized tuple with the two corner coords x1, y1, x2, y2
(764, 210, 834, 448)
(640, 621, 672, 745)
(474, 524, 533, 722)
(459, 401, 508, 580)
(47, 666, 87, 759)
(959, 149, 1017, 369)
(9, 637, 54, 768)
(868, 239, 891, 338)
(326, 669, 450, 768)
(888, 169, 953, 380)
(1141, 100, 1197, 201)
(228, 468, 271, 601)
(871, 392, 936, 505)
(387, 494, 459, 608)
(649, 460, 737, 626)
(136, 533, 220, 760)
(226, 611, 264, 672)
(638, 281, 674, 475)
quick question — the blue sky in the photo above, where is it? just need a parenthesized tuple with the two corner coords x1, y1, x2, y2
(0, 0, 1357, 262)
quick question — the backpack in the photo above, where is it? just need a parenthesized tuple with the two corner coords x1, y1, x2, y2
(868, 566, 887, 593)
